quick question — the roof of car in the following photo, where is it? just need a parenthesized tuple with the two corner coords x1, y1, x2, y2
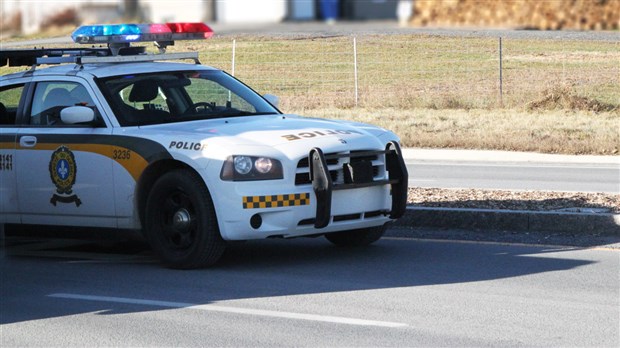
(1, 61, 219, 81)
(2, 22, 223, 82)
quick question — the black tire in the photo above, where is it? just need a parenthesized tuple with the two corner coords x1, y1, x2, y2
(144, 169, 225, 269)
(324, 224, 387, 247)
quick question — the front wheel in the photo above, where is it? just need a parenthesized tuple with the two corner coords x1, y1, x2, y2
(144, 169, 226, 269)
(324, 224, 387, 247)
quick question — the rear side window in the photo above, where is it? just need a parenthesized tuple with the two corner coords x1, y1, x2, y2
(0, 84, 25, 126)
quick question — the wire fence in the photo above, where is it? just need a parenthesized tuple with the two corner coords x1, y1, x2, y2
(189, 35, 619, 112)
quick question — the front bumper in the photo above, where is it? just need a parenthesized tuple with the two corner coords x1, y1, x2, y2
(215, 141, 408, 240)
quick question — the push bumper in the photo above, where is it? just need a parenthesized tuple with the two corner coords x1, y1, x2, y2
(309, 141, 408, 228)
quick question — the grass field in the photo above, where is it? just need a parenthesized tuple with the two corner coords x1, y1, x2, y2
(291, 107, 619, 155)
(2, 33, 618, 155)
(183, 35, 619, 155)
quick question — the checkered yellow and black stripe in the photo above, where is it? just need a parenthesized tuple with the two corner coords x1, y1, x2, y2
(242, 193, 310, 209)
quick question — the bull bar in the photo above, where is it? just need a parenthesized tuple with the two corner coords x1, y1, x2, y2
(309, 141, 408, 229)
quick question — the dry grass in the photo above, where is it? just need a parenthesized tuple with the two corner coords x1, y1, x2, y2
(290, 107, 620, 155)
(180, 36, 619, 110)
(2, 34, 618, 155)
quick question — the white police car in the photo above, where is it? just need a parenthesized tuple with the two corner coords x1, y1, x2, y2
(0, 23, 408, 268)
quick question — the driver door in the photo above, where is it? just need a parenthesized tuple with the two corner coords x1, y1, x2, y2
(15, 79, 117, 227)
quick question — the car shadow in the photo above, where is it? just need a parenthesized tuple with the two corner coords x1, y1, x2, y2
(0, 233, 598, 325)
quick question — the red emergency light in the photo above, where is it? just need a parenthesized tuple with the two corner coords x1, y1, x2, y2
(71, 22, 213, 45)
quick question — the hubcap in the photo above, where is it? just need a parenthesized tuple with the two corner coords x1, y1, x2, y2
(172, 208, 191, 230)
(158, 190, 196, 250)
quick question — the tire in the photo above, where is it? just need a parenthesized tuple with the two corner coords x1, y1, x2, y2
(144, 169, 226, 269)
(324, 224, 387, 247)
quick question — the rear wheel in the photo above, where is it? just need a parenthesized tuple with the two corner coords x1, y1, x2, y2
(324, 224, 387, 247)
(145, 169, 225, 269)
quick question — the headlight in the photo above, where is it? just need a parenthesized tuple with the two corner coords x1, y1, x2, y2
(221, 156, 283, 181)
(254, 157, 273, 174)
(233, 156, 253, 175)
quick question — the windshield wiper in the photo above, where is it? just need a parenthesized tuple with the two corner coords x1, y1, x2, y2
(164, 111, 279, 123)
(212, 110, 278, 118)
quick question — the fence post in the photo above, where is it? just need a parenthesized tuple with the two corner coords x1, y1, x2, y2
(228, 39, 237, 103)
(353, 36, 359, 107)
(231, 39, 236, 76)
(498, 37, 503, 107)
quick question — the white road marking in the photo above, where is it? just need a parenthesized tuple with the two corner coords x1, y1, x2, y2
(47, 293, 408, 328)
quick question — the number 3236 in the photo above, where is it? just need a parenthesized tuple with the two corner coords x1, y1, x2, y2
(112, 149, 131, 160)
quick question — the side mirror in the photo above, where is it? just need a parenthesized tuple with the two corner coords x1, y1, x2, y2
(60, 106, 96, 125)
(263, 94, 279, 109)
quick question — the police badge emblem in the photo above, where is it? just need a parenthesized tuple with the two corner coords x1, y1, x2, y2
(49, 145, 81, 206)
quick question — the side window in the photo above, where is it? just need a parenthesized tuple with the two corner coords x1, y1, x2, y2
(29, 81, 98, 126)
(0, 84, 25, 126)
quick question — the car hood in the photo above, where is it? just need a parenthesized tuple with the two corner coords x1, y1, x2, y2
(139, 114, 392, 149)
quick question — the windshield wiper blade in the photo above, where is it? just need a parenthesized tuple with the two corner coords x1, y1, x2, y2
(214, 111, 278, 118)
(168, 111, 279, 122)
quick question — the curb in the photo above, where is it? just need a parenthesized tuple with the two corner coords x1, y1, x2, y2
(396, 206, 620, 234)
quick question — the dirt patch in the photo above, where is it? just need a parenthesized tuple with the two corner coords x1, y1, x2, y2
(526, 85, 617, 113)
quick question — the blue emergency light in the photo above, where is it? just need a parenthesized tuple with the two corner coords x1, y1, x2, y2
(71, 22, 213, 45)
(1, 22, 212, 66)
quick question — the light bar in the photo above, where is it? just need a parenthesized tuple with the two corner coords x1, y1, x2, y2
(71, 23, 213, 45)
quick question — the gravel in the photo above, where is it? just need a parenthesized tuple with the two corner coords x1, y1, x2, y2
(407, 187, 620, 214)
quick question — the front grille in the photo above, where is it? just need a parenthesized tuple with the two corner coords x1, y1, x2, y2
(294, 150, 383, 186)
(295, 169, 339, 185)
(297, 210, 388, 227)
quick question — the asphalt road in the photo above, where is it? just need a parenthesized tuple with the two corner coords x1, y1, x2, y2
(4, 21, 619, 46)
(2, 232, 618, 346)
(403, 149, 620, 193)
(407, 160, 620, 193)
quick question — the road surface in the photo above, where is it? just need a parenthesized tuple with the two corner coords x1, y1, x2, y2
(1, 232, 618, 346)
(407, 160, 619, 193)
(4, 21, 619, 45)
(404, 149, 620, 193)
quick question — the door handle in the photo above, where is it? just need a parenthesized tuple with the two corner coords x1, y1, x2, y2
(19, 136, 37, 148)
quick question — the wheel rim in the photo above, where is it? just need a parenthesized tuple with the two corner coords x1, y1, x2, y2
(159, 188, 197, 250)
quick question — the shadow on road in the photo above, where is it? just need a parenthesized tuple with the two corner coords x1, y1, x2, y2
(0, 233, 596, 325)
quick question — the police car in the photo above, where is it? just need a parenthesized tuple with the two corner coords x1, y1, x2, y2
(0, 23, 408, 268)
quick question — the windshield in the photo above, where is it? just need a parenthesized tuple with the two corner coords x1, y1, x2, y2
(99, 70, 279, 126)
